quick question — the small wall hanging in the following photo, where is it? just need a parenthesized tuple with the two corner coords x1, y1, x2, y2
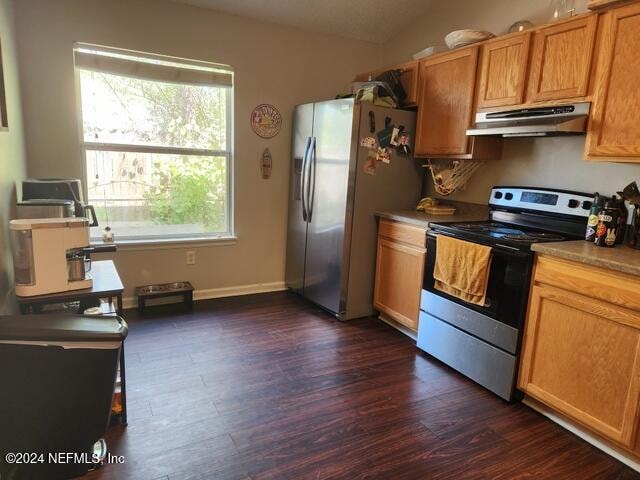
(261, 148, 272, 179)
(0, 41, 8, 130)
(250, 104, 282, 138)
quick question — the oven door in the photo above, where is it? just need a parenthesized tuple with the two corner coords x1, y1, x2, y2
(419, 231, 534, 401)
(423, 232, 534, 332)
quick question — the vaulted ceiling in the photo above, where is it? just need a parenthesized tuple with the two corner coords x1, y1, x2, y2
(169, 0, 436, 44)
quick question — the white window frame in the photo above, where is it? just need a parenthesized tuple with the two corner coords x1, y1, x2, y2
(74, 45, 235, 245)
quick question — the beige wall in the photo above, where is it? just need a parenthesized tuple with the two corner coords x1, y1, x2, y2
(0, 0, 26, 313)
(12, 0, 380, 299)
(382, 0, 640, 203)
(428, 137, 640, 204)
(382, 0, 590, 65)
(13, 0, 640, 304)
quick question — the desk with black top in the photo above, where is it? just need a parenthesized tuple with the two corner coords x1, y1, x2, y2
(15, 260, 128, 426)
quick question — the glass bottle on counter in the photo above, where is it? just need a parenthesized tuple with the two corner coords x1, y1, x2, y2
(594, 195, 620, 248)
(585, 192, 602, 242)
(617, 197, 629, 245)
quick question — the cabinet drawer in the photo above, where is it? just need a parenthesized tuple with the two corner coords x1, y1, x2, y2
(418, 311, 517, 401)
(378, 219, 426, 248)
(534, 255, 640, 313)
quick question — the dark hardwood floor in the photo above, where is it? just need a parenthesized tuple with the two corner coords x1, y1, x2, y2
(87, 291, 639, 480)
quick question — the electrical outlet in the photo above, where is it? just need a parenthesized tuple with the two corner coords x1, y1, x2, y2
(186, 251, 196, 265)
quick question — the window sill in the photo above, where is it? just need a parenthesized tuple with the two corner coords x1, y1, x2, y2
(90, 235, 238, 251)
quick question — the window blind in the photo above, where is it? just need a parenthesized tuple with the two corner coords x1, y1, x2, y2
(74, 46, 233, 88)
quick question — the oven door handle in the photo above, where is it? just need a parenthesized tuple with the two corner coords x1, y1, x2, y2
(427, 230, 531, 257)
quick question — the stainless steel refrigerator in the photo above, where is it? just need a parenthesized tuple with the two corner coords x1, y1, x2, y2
(285, 98, 422, 320)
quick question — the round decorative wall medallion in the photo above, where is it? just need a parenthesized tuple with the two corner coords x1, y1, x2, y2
(250, 104, 282, 138)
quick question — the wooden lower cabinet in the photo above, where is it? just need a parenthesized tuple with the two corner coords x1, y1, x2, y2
(519, 255, 640, 451)
(374, 220, 426, 331)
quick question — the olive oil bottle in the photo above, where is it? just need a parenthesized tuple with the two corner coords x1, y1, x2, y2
(585, 192, 602, 242)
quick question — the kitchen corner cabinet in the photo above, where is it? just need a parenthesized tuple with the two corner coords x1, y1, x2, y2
(585, 2, 640, 162)
(519, 255, 640, 451)
(526, 15, 597, 103)
(374, 219, 426, 331)
(395, 60, 420, 107)
(415, 47, 503, 160)
(477, 32, 531, 108)
(353, 60, 420, 107)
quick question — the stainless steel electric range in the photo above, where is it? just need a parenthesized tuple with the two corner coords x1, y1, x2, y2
(417, 186, 594, 401)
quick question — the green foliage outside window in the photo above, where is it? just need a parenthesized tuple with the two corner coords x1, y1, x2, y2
(143, 157, 227, 231)
(81, 68, 230, 234)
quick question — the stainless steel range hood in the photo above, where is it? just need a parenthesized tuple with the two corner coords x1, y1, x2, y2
(466, 102, 590, 137)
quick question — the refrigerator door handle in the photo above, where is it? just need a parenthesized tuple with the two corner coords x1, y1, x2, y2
(300, 136, 311, 222)
(307, 137, 317, 222)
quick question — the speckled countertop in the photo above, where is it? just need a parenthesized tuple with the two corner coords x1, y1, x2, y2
(374, 201, 489, 229)
(532, 241, 640, 277)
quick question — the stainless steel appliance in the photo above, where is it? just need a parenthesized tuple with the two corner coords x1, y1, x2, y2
(9, 219, 116, 297)
(21, 178, 99, 226)
(285, 99, 422, 320)
(417, 187, 594, 400)
(10, 218, 94, 296)
(16, 199, 75, 219)
(67, 252, 91, 282)
(466, 102, 590, 137)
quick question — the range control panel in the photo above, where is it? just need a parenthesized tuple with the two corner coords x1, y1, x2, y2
(489, 187, 594, 218)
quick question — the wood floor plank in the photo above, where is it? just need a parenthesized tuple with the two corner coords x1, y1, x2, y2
(85, 292, 639, 480)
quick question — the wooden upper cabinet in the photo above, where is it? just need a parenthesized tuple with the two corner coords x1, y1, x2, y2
(415, 47, 479, 156)
(586, 3, 640, 161)
(477, 32, 532, 108)
(353, 60, 420, 107)
(397, 60, 420, 106)
(527, 15, 597, 103)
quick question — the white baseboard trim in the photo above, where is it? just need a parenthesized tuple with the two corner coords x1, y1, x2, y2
(122, 281, 287, 310)
(523, 396, 640, 472)
(378, 314, 417, 341)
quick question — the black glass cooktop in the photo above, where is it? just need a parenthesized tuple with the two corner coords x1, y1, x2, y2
(430, 221, 566, 250)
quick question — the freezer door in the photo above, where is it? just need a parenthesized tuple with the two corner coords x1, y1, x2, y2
(285, 103, 314, 293)
(304, 99, 357, 315)
(343, 105, 421, 319)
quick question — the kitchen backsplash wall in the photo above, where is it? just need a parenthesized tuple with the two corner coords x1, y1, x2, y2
(424, 137, 640, 203)
(382, 0, 590, 65)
